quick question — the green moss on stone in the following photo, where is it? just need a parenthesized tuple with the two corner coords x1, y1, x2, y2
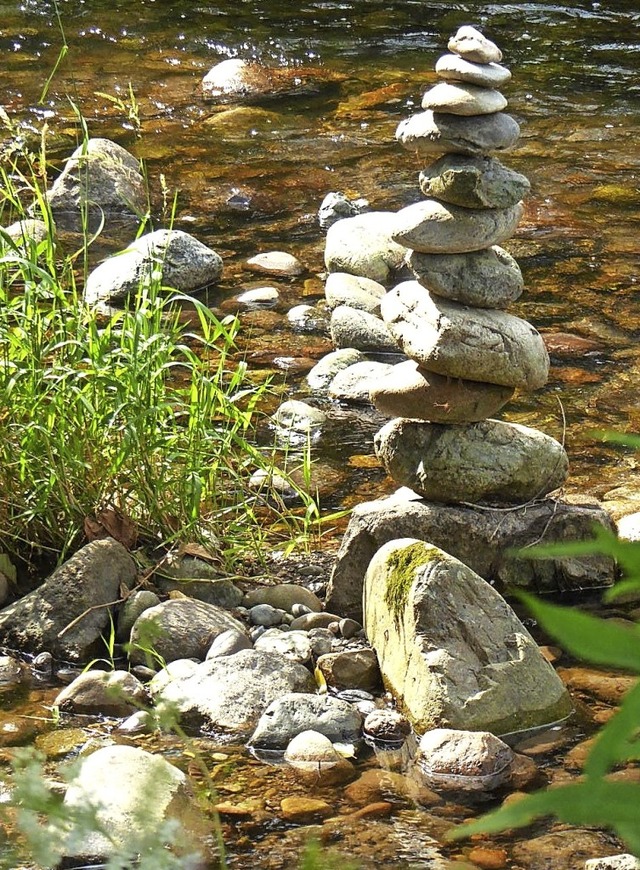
(383, 541, 439, 628)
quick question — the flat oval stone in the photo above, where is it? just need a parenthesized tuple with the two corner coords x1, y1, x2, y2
(325, 211, 408, 283)
(381, 281, 549, 390)
(392, 199, 523, 254)
(448, 26, 503, 64)
(329, 360, 394, 404)
(324, 272, 386, 315)
(330, 305, 399, 353)
(408, 246, 523, 308)
(396, 110, 520, 157)
(435, 54, 512, 88)
(370, 360, 514, 423)
(418, 155, 530, 209)
(421, 82, 507, 116)
(374, 418, 569, 504)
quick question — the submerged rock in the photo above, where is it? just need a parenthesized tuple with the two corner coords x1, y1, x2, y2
(202, 58, 342, 103)
(326, 491, 616, 622)
(414, 728, 515, 792)
(307, 348, 365, 390)
(54, 669, 149, 717)
(0, 539, 136, 661)
(363, 538, 572, 734)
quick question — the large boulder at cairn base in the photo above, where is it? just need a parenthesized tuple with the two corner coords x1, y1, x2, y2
(363, 538, 572, 735)
(396, 110, 520, 157)
(369, 360, 514, 423)
(46, 138, 146, 231)
(325, 491, 616, 622)
(418, 155, 530, 209)
(84, 229, 223, 305)
(381, 281, 549, 390)
(0, 539, 136, 661)
(324, 212, 407, 283)
(408, 246, 523, 309)
(62, 745, 205, 864)
(391, 199, 523, 254)
(157, 649, 316, 736)
(374, 417, 569, 505)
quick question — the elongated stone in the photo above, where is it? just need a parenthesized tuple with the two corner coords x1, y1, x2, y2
(370, 360, 514, 422)
(364, 539, 572, 734)
(418, 155, 530, 209)
(331, 305, 399, 353)
(421, 82, 507, 116)
(408, 246, 523, 308)
(396, 110, 520, 157)
(381, 281, 549, 389)
(374, 418, 569, 505)
(448, 26, 502, 64)
(392, 199, 523, 255)
(435, 54, 512, 88)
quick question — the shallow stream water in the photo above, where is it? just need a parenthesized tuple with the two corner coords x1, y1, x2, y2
(2, 1, 640, 867)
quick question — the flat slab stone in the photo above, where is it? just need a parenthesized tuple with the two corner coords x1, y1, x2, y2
(324, 211, 408, 283)
(370, 360, 514, 422)
(326, 491, 615, 622)
(408, 246, 523, 308)
(448, 26, 503, 64)
(381, 282, 549, 390)
(364, 538, 572, 734)
(421, 82, 507, 116)
(392, 199, 523, 254)
(435, 54, 512, 88)
(396, 110, 520, 157)
(418, 154, 530, 209)
(374, 417, 569, 505)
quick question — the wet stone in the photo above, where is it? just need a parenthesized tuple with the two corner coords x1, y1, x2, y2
(324, 271, 386, 315)
(435, 54, 512, 88)
(328, 360, 394, 404)
(418, 154, 530, 210)
(330, 305, 399, 354)
(54, 670, 150, 717)
(245, 250, 305, 277)
(396, 109, 520, 157)
(421, 82, 507, 116)
(448, 26, 503, 64)
(324, 211, 408, 283)
(415, 728, 514, 792)
(307, 348, 365, 391)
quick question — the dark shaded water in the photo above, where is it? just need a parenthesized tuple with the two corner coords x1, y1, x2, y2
(2, 1, 640, 867)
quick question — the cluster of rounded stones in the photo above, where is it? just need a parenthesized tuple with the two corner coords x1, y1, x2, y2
(371, 25, 569, 506)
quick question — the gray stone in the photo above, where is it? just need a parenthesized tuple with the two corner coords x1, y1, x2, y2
(272, 400, 327, 433)
(415, 728, 514, 791)
(243, 584, 323, 614)
(287, 303, 330, 332)
(84, 229, 223, 305)
(324, 272, 387, 315)
(324, 211, 408, 283)
(206, 628, 253, 659)
(54, 670, 149, 717)
(616, 511, 640, 542)
(236, 286, 279, 306)
(319, 192, 369, 229)
(46, 138, 146, 232)
(148, 659, 200, 696)
(435, 54, 512, 88)
(325, 491, 615, 622)
(339, 618, 361, 640)
(62, 745, 204, 864)
(418, 155, 529, 209)
(249, 692, 363, 750)
(308, 628, 335, 658)
(421, 82, 507, 116)
(254, 628, 312, 664)
(381, 282, 549, 390)
(250, 604, 284, 627)
(0, 539, 136, 661)
(370, 360, 514, 423)
(2, 218, 49, 251)
(0, 656, 24, 688)
(116, 590, 161, 644)
(363, 538, 572, 734)
(408, 245, 523, 308)
(330, 305, 399, 354)
(307, 348, 365, 391)
(0, 573, 8, 608)
(157, 649, 316, 735)
(316, 648, 381, 692)
(329, 360, 394, 403)
(290, 612, 342, 631)
(585, 857, 640, 870)
(514, 831, 624, 870)
(392, 199, 523, 254)
(245, 250, 304, 277)
(374, 417, 569, 505)
(283, 729, 355, 784)
(155, 575, 243, 610)
(128, 599, 246, 665)
(396, 110, 520, 157)
(448, 26, 503, 64)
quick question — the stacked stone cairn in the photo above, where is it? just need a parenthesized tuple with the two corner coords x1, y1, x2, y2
(374, 26, 568, 505)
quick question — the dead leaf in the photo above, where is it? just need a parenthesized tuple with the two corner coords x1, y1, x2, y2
(178, 541, 222, 563)
(84, 507, 138, 550)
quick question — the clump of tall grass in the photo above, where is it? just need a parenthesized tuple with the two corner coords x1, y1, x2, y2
(0, 139, 295, 571)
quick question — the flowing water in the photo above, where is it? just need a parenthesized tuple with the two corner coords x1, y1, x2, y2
(2, 1, 640, 867)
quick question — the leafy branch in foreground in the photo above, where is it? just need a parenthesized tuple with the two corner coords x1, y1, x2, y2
(449, 592, 640, 857)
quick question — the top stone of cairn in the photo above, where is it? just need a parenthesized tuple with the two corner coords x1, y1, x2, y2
(448, 26, 503, 64)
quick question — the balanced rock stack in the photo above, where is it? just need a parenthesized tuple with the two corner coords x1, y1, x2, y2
(373, 25, 569, 505)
